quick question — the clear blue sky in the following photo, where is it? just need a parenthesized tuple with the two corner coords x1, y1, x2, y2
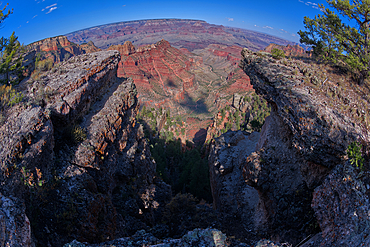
(1, 0, 324, 45)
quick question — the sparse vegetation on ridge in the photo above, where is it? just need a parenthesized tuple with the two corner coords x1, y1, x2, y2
(210, 92, 270, 139)
(0, 4, 25, 124)
(299, 0, 370, 85)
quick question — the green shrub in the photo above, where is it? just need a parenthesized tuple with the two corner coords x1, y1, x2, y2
(347, 141, 364, 169)
(0, 84, 23, 110)
(71, 125, 87, 144)
(271, 48, 285, 60)
(35, 58, 53, 72)
(220, 108, 225, 118)
(21, 167, 44, 188)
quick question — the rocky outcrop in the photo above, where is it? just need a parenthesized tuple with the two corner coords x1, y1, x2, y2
(28, 36, 77, 54)
(301, 163, 370, 246)
(243, 112, 317, 244)
(238, 48, 370, 245)
(108, 41, 136, 55)
(0, 50, 170, 246)
(27, 35, 101, 63)
(0, 193, 32, 247)
(110, 39, 194, 108)
(240, 48, 367, 166)
(208, 130, 261, 241)
(64, 228, 228, 247)
(79, 41, 102, 54)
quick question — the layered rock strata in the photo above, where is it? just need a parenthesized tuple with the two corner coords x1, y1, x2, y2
(66, 19, 294, 51)
(27, 36, 101, 63)
(108, 40, 255, 145)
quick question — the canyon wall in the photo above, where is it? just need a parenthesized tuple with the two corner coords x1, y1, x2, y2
(27, 35, 100, 63)
(108, 39, 255, 145)
(0, 50, 170, 246)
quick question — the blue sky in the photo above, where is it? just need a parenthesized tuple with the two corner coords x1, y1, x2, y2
(1, 0, 324, 45)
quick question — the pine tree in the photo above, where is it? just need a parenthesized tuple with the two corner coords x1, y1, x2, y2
(0, 3, 12, 25)
(298, 0, 370, 85)
(0, 32, 24, 85)
(0, 4, 25, 85)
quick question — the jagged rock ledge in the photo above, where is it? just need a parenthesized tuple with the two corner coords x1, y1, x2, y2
(0, 50, 171, 246)
(240, 48, 368, 167)
(238, 48, 370, 246)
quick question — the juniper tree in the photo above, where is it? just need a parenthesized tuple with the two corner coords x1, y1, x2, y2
(298, 0, 370, 85)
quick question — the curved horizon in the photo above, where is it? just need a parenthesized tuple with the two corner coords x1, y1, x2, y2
(2, 0, 324, 45)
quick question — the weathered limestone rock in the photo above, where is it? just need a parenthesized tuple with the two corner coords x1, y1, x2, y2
(301, 163, 370, 246)
(243, 109, 316, 244)
(0, 50, 171, 246)
(0, 193, 33, 247)
(0, 106, 54, 197)
(240, 48, 370, 245)
(63, 228, 228, 247)
(240, 48, 365, 167)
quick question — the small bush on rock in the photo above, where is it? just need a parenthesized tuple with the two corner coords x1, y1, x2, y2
(271, 48, 285, 60)
(347, 141, 364, 170)
(71, 125, 87, 144)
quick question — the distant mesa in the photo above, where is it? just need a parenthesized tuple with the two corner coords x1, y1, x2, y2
(66, 18, 297, 51)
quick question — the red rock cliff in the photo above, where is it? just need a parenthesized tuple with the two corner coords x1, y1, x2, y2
(27, 35, 101, 63)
